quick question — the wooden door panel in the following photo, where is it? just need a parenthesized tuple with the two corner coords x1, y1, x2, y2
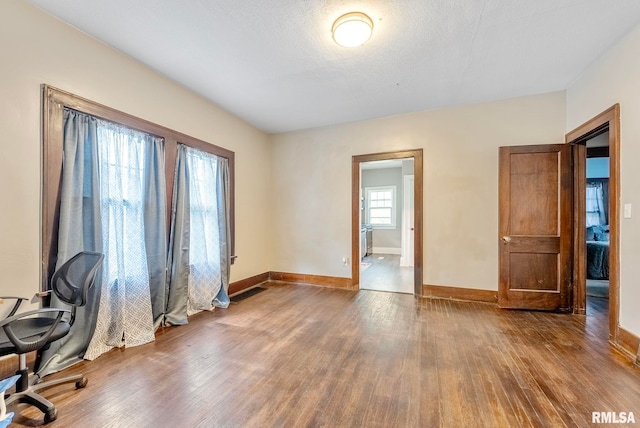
(509, 253, 558, 291)
(507, 236, 559, 253)
(499, 144, 573, 311)
(509, 152, 559, 235)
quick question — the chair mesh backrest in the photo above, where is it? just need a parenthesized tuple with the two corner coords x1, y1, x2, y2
(51, 252, 104, 307)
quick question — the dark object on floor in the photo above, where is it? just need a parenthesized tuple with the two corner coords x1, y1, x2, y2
(0, 251, 104, 424)
(586, 240, 609, 280)
(230, 286, 267, 303)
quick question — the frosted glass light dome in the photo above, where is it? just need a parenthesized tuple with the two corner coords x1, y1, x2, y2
(332, 12, 373, 48)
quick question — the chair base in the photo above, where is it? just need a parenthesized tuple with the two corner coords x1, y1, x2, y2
(5, 370, 87, 424)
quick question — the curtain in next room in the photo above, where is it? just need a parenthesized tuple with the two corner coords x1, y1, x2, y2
(586, 181, 608, 227)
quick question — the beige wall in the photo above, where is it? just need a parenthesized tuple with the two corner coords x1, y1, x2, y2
(567, 21, 640, 337)
(270, 91, 566, 289)
(6, 0, 608, 324)
(0, 0, 271, 304)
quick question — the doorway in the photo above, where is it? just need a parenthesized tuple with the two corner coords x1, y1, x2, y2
(351, 150, 423, 295)
(566, 105, 620, 341)
(359, 159, 413, 294)
(584, 132, 610, 327)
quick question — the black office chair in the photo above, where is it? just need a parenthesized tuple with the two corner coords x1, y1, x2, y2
(0, 251, 104, 423)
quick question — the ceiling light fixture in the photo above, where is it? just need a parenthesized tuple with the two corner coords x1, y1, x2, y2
(332, 12, 373, 48)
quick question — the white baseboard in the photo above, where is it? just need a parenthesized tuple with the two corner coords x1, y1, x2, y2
(399, 256, 414, 267)
(372, 247, 401, 255)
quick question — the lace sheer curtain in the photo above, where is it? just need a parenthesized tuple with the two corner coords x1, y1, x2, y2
(185, 148, 222, 314)
(84, 123, 164, 360)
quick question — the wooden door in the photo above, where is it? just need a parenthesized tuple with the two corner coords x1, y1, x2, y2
(498, 144, 573, 311)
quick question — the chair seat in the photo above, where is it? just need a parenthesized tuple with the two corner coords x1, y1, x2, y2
(0, 318, 71, 356)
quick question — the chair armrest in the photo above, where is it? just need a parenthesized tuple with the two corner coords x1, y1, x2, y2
(0, 297, 29, 318)
(0, 308, 71, 354)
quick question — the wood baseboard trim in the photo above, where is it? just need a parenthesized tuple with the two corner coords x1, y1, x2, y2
(0, 355, 18, 380)
(616, 326, 640, 365)
(269, 272, 354, 289)
(231, 274, 498, 302)
(228, 272, 269, 296)
(0, 352, 36, 380)
(422, 284, 498, 304)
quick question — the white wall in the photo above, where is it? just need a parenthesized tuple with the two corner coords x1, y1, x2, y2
(0, 0, 271, 304)
(270, 91, 566, 289)
(567, 21, 640, 337)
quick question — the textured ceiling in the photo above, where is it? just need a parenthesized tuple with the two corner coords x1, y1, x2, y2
(28, 0, 640, 133)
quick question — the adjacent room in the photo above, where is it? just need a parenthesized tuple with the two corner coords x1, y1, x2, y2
(2, 0, 640, 426)
(359, 159, 414, 294)
(585, 132, 611, 302)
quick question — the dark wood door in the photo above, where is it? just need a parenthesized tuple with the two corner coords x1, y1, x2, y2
(498, 144, 573, 311)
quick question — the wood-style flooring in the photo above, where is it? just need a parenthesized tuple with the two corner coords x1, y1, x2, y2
(360, 254, 414, 294)
(9, 284, 640, 427)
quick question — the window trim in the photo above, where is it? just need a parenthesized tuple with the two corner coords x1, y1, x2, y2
(42, 85, 236, 291)
(364, 185, 397, 229)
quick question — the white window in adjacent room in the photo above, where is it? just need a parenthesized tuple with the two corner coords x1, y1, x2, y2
(365, 186, 396, 228)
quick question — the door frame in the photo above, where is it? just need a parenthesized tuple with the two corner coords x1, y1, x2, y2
(566, 104, 620, 341)
(400, 174, 415, 267)
(352, 149, 424, 295)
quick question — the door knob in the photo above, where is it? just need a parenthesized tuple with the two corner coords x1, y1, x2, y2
(502, 236, 512, 243)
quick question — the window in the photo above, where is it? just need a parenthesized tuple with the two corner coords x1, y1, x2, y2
(182, 146, 224, 315)
(186, 148, 221, 269)
(97, 122, 151, 284)
(41, 85, 235, 289)
(38, 85, 237, 372)
(365, 186, 396, 228)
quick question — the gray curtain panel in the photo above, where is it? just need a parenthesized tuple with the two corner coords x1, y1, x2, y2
(213, 156, 231, 308)
(164, 144, 191, 325)
(143, 136, 168, 329)
(38, 109, 103, 377)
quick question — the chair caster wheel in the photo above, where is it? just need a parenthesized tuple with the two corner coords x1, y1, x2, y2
(76, 377, 88, 388)
(44, 407, 58, 423)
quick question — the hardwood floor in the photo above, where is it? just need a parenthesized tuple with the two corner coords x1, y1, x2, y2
(9, 283, 640, 427)
(360, 254, 413, 294)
